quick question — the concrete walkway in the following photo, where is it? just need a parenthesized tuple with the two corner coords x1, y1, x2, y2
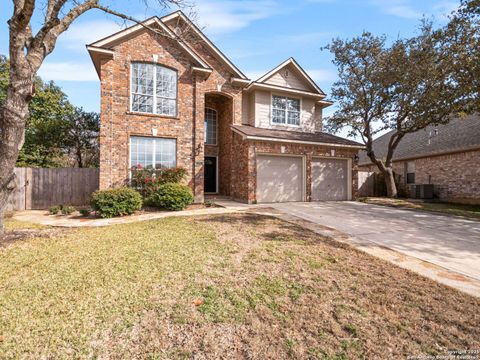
(266, 201, 480, 297)
(12, 206, 248, 227)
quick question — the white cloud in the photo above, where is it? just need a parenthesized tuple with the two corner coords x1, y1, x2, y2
(369, 0, 459, 21)
(306, 69, 336, 82)
(282, 31, 336, 44)
(195, 0, 282, 35)
(38, 62, 98, 82)
(369, 0, 421, 19)
(58, 20, 124, 51)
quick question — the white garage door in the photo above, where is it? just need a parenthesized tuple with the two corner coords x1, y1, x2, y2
(311, 158, 349, 201)
(256, 155, 304, 203)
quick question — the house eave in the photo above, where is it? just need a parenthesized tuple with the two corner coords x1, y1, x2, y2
(245, 82, 326, 99)
(160, 11, 248, 80)
(255, 57, 325, 96)
(231, 77, 251, 87)
(86, 45, 115, 79)
(231, 128, 365, 149)
(88, 17, 210, 70)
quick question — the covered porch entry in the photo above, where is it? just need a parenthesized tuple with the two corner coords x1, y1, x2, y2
(203, 92, 233, 195)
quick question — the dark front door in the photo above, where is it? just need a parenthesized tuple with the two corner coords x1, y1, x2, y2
(204, 156, 217, 193)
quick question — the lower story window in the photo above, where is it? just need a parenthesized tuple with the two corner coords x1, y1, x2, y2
(406, 160, 415, 184)
(130, 136, 176, 169)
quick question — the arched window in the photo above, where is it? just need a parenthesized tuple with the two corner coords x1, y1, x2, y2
(204, 108, 217, 145)
(131, 63, 177, 116)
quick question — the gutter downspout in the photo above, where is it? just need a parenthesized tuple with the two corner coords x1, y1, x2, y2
(192, 73, 197, 199)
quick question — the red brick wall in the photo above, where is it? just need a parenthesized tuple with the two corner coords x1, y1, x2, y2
(358, 149, 480, 204)
(98, 28, 243, 203)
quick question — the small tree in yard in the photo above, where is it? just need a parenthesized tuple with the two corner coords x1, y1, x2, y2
(0, 0, 189, 236)
(324, 11, 478, 198)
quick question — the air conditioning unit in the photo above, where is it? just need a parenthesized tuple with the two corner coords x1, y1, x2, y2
(410, 184, 433, 199)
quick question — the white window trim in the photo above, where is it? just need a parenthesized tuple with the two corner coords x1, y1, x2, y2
(128, 136, 177, 178)
(204, 107, 218, 146)
(130, 62, 178, 117)
(270, 93, 302, 127)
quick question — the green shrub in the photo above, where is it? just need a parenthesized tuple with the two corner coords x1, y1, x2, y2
(91, 187, 142, 218)
(145, 183, 193, 211)
(79, 208, 91, 217)
(61, 205, 76, 215)
(131, 166, 187, 198)
(49, 205, 61, 215)
(204, 200, 216, 208)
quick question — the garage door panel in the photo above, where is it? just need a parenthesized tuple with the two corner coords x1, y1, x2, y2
(257, 155, 303, 203)
(312, 158, 348, 201)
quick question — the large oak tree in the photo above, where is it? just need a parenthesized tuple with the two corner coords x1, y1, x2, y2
(324, 6, 479, 197)
(0, 0, 187, 235)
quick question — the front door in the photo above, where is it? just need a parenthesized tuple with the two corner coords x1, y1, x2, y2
(204, 156, 217, 193)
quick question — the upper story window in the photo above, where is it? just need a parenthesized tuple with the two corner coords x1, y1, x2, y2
(204, 108, 217, 145)
(272, 95, 300, 126)
(131, 63, 177, 117)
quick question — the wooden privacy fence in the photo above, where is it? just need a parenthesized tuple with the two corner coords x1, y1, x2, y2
(357, 171, 376, 197)
(6, 168, 99, 211)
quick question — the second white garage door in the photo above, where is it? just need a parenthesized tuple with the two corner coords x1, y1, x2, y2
(256, 155, 304, 203)
(311, 158, 349, 201)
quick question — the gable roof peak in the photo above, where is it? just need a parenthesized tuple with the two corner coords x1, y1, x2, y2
(255, 57, 325, 95)
(161, 10, 248, 79)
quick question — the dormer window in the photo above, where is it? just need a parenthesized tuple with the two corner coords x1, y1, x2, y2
(272, 95, 300, 126)
(131, 62, 177, 116)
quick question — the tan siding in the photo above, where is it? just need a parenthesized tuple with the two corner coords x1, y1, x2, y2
(265, 70, 310, 91)
(251, 90, 321, 133)
(314, 104, 323, 132)
(254, 90, 271, 128)
(248, 92, 255, 126)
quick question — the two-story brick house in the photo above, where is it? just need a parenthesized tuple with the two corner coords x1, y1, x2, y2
(87, 10, 363, 204)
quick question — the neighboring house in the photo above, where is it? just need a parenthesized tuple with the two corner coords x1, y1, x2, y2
(358, 115, 480, 204)
(87, 11, 363, 204)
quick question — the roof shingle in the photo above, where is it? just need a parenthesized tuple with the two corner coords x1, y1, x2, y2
(358, 114, 480, 164)
(231, 125, 364, 147)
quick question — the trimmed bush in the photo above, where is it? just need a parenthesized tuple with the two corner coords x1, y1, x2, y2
(61, 205, 76, 215)
(131, 166, 187, 198)
(91, 187, 142, 218)
(79, 208, 91, 217)
(49, 205, 61, 215)
(145, 183, 193, 211)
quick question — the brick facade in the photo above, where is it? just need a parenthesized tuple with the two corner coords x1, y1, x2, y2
(95, 16, 361, 204)
(98, 27, 243, 203)
(359, 149, 480, 204)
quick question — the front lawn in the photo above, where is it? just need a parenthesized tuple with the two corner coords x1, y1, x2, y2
(360, 197, 480, 220)
(0, 214, 479, 359)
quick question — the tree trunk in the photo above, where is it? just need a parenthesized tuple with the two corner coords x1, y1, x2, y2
(383, 167, 398, 198)
(0, 75, 32, 237)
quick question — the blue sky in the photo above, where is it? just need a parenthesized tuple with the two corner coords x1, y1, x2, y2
(0, 0, 458, 120)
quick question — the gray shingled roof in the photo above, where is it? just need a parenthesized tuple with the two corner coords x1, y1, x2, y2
(231, 125, 364, 147)
(358, 114, 480, 164)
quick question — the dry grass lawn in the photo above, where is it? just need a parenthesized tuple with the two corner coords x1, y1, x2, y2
(360, 197, 480, 220)
(0, 213, 479, 359)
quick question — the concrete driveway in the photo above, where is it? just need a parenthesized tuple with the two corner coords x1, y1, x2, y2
(270, 202, 480, 282)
